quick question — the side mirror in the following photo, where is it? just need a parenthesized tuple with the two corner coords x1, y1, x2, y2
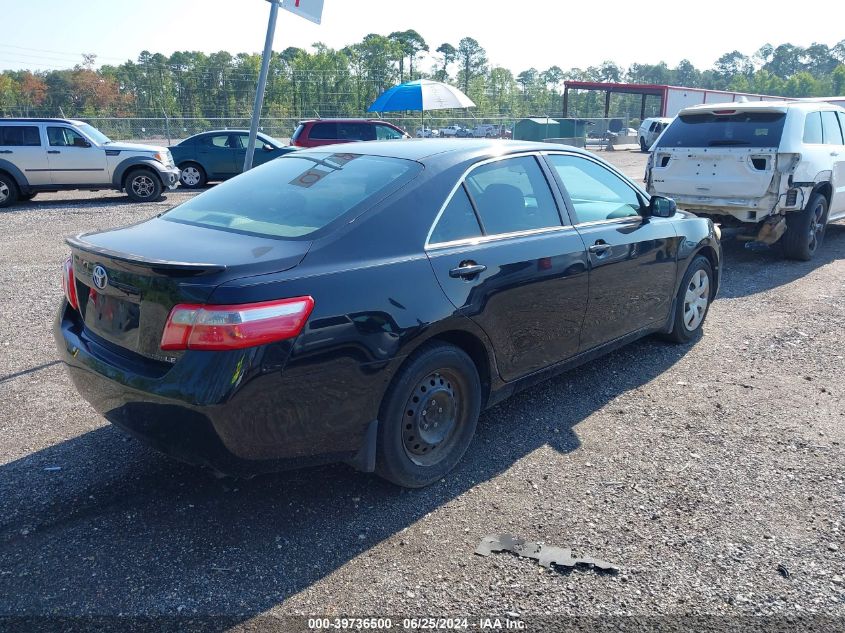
(263, 143, 274, 151)
(646, 195, 676, 218)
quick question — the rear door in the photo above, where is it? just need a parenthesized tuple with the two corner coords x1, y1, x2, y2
(821, 110, 845, 218)
(545, 152, 678, 351)
(0, 124, 51, 186)
(426, 154, 589, 381)
(45, 126, 109, 185)
(650, 110, 786, 199)
(198, 133, 237, 177)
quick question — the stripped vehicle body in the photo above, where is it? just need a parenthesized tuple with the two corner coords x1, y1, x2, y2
(646, 101, 845, 258)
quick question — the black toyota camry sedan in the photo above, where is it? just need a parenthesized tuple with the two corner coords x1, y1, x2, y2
(55, 139, 721, 487)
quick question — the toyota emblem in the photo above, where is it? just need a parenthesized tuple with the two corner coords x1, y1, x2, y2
(92, 265, 108, 290)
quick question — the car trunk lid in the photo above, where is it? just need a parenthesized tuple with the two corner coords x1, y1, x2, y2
(67, 218, 310, 362)
(650, 147, 779, 199)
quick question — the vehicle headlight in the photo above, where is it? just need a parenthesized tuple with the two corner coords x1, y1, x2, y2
(713, 223, 722, 240)
(153, 152, 165, 163)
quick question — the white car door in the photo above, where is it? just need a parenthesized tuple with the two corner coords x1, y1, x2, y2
(45, 126, 109, 185)
(824, 111, 845, 218)
(0, 124, 52, 186)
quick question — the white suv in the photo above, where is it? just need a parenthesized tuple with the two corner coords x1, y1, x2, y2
(646, 101, 845, 260)
(0, 118, 180, 207)
(637, 117, 673, 152)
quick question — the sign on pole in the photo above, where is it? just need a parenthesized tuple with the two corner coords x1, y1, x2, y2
(281, 0, 324, 24)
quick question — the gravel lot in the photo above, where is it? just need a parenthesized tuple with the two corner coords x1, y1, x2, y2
(0, 150, 843, 628)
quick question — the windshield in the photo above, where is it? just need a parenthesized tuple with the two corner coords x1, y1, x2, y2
(76, 123, 112, 145)
(656, 111, 786, 149)
(163, 152, 420, 239)
(257, 133, 282, 149)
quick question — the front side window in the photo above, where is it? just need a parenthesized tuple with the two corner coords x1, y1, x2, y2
(47, 127, 88, 147)
(429, 186, 482, 244)
(463, 156, 560, 235)
(0, 125, 40, 147)
(821, 111, 844, 145)
(163, 152, 420, 239)
(376, 124, 404, 140)
(547, 154, 642, 224)
(803, 112, 823, 144)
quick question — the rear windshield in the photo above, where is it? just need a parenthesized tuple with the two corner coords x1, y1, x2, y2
(163, 152, 420, 238)
(656, 111, 786, 148)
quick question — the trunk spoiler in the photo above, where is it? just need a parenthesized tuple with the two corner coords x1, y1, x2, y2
(66, 234, 227, 274)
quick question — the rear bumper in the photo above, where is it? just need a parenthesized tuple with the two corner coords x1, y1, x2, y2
(53, 304, 380, 475)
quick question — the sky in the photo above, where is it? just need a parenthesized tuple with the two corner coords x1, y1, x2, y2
(1, 0, 843, 74)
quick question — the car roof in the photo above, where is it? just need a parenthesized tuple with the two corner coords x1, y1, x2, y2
(299, 118, 395, 124)
(0, 118, 84, 125)
(288, 138, 592, 163)
(678, 100, 844, 116)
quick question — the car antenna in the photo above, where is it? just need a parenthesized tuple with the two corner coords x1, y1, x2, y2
(314, 110, 322, 120)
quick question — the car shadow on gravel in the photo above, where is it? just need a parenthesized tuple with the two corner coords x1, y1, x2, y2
(717, 223, 845, 299)
(0, 335, 684, 621)
(2, 193, 196, 213)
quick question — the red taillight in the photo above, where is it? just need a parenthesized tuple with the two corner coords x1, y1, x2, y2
(160, 296, 315, 351)
(62, 256, 79, 311)
(712, 109, 736, 115)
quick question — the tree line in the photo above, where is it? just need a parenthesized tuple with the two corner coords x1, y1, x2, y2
(1, 34, 844, 123)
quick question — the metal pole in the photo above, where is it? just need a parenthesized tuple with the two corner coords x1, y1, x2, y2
(244, 0, 280, 172)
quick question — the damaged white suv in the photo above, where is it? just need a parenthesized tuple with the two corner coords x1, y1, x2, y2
(646, 101, 845, 260)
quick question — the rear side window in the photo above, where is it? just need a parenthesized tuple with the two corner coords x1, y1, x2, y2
(163, 152, 420, 239)
(803, 112, 823, 144)
(291, 124, 305, 143)
(338, 123, 376, 141)
(430, 186, 482, 244)
(821, 111, 844, 145)
(657, 111, 786, 148)
(464, 156, 560, 235)
(0, 125, 40, 146)
(308, 122, 338, 140)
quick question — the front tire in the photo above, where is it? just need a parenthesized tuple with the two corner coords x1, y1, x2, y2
(663, 255, 713, 344)
(19, 192, 37, 201)
(179, 162, 207, 189)
(0, 173, 19, 208)
(782, 193, 827, 261)
(375, 343, 481, 488)
(125, 169, 163, 202)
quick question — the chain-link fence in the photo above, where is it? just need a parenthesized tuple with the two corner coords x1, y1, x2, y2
(80, 115, 632, 147)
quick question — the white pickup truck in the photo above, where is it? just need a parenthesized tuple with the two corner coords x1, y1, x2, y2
(646, 101, 845, 260)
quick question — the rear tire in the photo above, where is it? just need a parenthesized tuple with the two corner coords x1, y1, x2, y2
(375, 343, 481, 488)
(640, 137, 648, 153)
(179, 162, 207, 189)
(782, 193, 827, 261)
(662, 255, 713, 344)
(125, 168, 163, 202)
(0, 173, 19, 208)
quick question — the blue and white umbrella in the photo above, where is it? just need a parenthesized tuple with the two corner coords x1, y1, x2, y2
(368, 79, 476, 112)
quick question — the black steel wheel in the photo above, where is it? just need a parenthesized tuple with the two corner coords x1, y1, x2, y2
(376, 343, 481, 488)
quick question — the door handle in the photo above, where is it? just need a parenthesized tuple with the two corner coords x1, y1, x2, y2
(48, 150, 61, 154)
(831, 152, 840, 157)
(449, 262, 487, 279)
(0, 150, 12, 154)
(588, 240, 611, 256)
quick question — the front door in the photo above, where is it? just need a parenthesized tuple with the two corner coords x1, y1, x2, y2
(545, 152, 679, 351)
(45, 126, 109, 185)
(198, 133, 237, 178)
(426, 155, 589, 381)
